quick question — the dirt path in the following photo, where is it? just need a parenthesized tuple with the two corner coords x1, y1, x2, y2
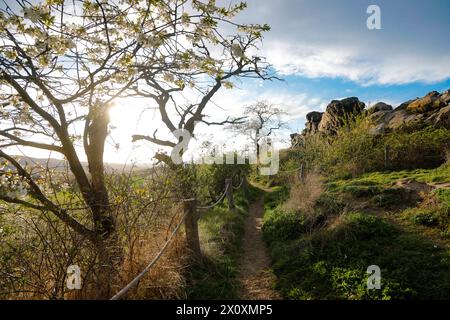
(237, 197, 280, 300)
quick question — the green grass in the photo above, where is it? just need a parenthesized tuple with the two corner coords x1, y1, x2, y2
(435, 188, 450, 204)
(325, 163, 450, 213)
(400, 189, 450, 231)
(264, 209, 450, 300)
(327, 163, 450, 193)
(261, 174, 450, 300)
(263, 185, 289, 210)
(185, 187, 257, 299)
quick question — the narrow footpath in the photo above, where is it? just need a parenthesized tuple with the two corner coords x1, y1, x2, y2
(237, 197, 280, 299)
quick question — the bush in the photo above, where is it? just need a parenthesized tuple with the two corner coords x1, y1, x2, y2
(341, 185, 383, 198)
(330, 267, 415, 300)
(372, 192, 399, 208)
(300, 118, 450, 178)
(262, 208, 306, 244)
(408, 209, 439, 227)
(385, 126, 450, 170)
(196, 154, 250, 203)
(402, 192, 450, 230)
(338, 212, 398, 240)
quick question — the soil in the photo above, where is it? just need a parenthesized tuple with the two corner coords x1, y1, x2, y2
(237, 197, 281, 300)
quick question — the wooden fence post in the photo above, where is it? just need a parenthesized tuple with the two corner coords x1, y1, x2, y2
(299, 163, 305, 183)
(242, 176, 250, 199)
(183, 199, 201, 258)
(384, 144, 390, 169)
(225, 178, 235, 211)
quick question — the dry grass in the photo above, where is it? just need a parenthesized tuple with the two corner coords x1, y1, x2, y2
(283, 172, 324, 214)
(115, 204, 189, 300)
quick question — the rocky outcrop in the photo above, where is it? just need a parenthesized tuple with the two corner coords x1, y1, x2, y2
(367, 102, 393, 114)
(318, 97, 365, 136)
(368, 90, 450, 133)
(303, 111, 323, 135)
(407, 90, 449, 113)
(291, 89, 450, 145)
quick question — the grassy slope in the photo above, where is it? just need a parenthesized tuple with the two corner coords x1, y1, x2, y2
(327, 163, 450, 190)
(261, 165, 450, 300)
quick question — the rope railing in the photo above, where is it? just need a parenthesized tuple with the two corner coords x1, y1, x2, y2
(109, 174, 246, 300)
(277, 166, 303, 174)
(110, 202, 191, 300)
(197, 183, 229, 210)
(232, 177, 244, 190)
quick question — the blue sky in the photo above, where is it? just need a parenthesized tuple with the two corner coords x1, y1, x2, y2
(224, 0, 450, 133)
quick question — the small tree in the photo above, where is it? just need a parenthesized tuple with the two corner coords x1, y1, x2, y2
(227, 100, 287, 160)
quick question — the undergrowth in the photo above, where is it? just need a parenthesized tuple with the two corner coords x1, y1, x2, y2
(262, 172, 450, 300)
(185, 185, 260, 299)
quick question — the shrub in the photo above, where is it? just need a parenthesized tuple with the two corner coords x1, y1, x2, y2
(384, 126, 450, 170)
(314, 193, 345, 216)
(342, 185, 383, 198)
(299, 117, 450, 178)
(262, 208, 306, 244)
(402, 191, 450, 230)
(196, 154, 250, 203)
(283, 173, 324, 213)
(338, 212, 398, 240)
(265, 210, 450, 300)
(330, 267, 415, 300)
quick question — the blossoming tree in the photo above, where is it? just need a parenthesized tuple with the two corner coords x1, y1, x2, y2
(0, 0, 272, 297)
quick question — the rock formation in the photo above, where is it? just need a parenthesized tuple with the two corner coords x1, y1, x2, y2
(318, 97, 365, 136)
(368, 90, 450, 134)
(292, 89, 450, 146)
(367, 102, 393, 114)
(303, 111, 323, 135)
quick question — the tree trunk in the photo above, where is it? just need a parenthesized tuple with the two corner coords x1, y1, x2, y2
(255, 128, 260, 164)
(85, 107, 119, 299)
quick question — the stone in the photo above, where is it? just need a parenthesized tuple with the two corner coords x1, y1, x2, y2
(318, 97, 365, 135)
(304, 111, 323, 135)
(290, 88, 450, 144)
(367, 102, 393, 114)
(406, 90, 447, 113)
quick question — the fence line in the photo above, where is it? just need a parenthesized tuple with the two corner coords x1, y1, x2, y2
(232, 177, 244, 190)
(198, 183, 230, 210)
(110, 200, 191, 300)
(110, 175, 244, 300)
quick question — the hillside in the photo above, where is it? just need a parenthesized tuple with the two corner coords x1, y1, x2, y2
(257, 89, 450, 299)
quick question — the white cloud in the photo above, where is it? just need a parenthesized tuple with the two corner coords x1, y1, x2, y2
(265, 41, 450, 86)
(236, 0, 450, 86)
